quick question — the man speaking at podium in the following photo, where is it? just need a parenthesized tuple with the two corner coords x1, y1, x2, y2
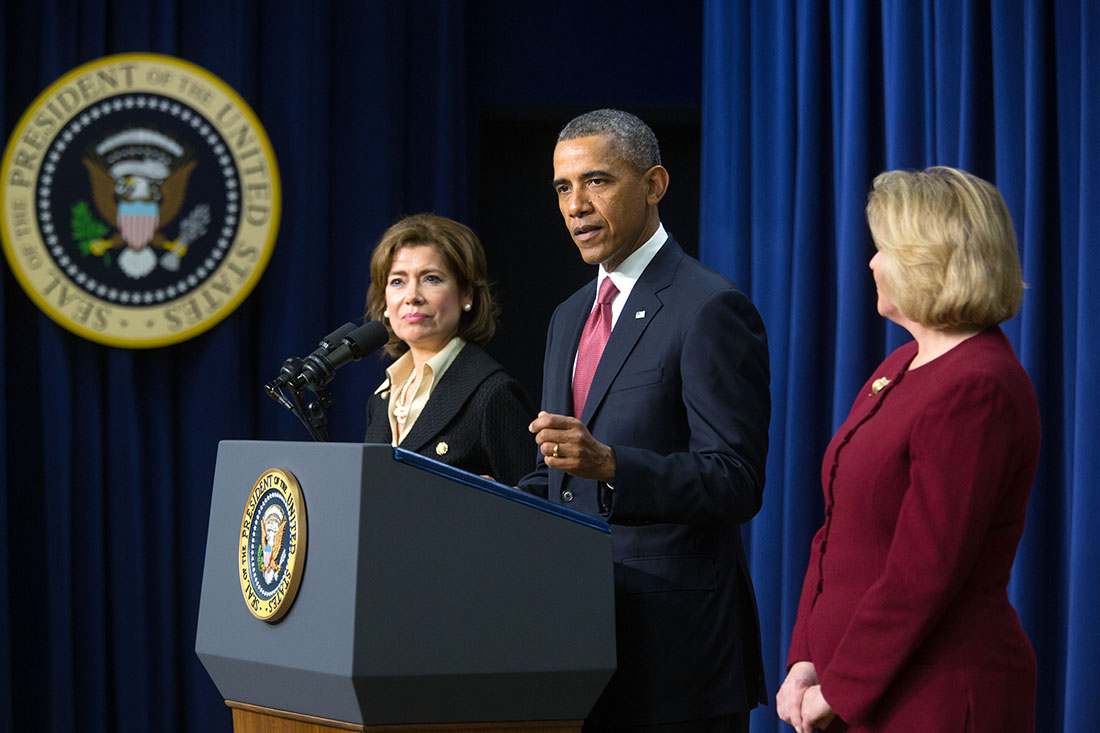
(519, 109, 771, 731)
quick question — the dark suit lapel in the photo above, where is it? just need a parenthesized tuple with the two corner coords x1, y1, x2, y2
(364, 388, 393, 444)
(579, 238, 682, 425)
(548, 283, 595, 417)
(398, 344, 497, 453)
(546, 284, 595, 500)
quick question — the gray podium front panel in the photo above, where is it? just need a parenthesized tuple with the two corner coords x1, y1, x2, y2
(195, 441, 615, 725)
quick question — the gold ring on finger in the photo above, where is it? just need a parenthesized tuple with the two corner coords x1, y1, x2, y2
(552, 443, 559, 458)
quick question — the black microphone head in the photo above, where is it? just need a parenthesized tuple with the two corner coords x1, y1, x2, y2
(343, 320, 389, 360)
(318, 322, 358, 353)
(295, 320, 390, 393)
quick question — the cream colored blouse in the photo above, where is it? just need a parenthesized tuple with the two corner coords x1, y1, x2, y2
(375, 336, 466, 445)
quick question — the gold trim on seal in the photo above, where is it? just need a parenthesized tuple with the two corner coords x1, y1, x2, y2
(238, 468, 307, 622)
(0, 53, 281, 348)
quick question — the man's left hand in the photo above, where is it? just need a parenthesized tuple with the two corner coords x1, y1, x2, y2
(530, 411, 615, 483)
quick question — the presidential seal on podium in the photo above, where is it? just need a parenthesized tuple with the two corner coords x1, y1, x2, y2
(239, 468, 307, 622)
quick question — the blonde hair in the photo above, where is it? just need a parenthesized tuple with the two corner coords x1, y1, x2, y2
(365, 213, 498, 357)
(866, 166, 1024, 329)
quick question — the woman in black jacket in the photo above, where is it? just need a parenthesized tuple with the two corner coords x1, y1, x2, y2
(363, 213, 534, 485)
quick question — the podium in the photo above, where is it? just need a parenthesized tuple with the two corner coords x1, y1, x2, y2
(196, 441, 616, 731)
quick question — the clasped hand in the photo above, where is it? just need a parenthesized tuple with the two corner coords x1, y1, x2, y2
(529, 411, 616, 484)
(777, 661, 836, 732)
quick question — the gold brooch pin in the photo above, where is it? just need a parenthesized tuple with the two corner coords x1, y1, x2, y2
(435, 441, 449, 456)
(870, 377, 891, 396)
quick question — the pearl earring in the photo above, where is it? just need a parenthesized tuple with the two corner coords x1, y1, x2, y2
(383, 309, 390, 319)
(463, 303, 472, 312)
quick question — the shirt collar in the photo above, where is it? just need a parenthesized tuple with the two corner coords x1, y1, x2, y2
(597, 222, 668, 294)
(375, 336, 467, 394)
(422, 335, 465, 382)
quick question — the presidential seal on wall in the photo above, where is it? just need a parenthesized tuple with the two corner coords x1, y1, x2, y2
(0, 53, 280, 348)
(239, 468, 307, 622)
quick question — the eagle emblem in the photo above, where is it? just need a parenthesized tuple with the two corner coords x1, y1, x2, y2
(239, 467, 307, 622)
(257, 504, 287, 584)
(79, 128, 210, 279)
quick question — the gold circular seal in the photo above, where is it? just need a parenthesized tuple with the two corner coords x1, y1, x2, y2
(0, 53, 280, 348)
(239, 468, 307, 622)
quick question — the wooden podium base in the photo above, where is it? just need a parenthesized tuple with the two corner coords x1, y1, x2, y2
(227, 700, 583, 733)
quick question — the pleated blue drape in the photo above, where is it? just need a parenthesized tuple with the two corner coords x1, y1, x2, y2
(0, 1, 470, 730)
(701, 2, 1099, 731)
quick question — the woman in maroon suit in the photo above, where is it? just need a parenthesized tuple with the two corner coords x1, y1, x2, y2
(777, 167, 1041, 732)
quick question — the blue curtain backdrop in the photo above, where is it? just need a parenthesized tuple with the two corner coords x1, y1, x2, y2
(701, 2, 1098, 731)
(0, 1, 475, 731)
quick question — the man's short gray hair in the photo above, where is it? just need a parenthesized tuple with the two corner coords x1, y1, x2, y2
(558, 109, 661, 173)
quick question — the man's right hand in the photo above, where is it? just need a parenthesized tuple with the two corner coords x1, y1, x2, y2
(529, 410, 616, 484)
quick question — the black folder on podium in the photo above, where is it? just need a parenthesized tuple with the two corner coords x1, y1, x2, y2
(195, 440, 616, 727)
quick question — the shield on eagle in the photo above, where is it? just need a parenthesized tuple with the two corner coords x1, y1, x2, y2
(117, 200, 159, 250)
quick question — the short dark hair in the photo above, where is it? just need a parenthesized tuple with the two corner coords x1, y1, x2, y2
(558, 108, 661, 173)
(365, 213, 499, 356)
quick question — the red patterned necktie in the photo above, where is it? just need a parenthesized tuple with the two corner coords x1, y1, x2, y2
(572, 277, 619, 418)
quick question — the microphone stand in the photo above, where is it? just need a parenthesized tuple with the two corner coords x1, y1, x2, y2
(301, 383, 332, 443)
(267, 373, 332, 443)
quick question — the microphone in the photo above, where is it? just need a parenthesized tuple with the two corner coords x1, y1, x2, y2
(264, 322, 354, 399)
(264, 321, 388, 406)
(295, 320, 389, 393)
(315, 322, 359, 354)
(264, 320, 389, 442)
(270, 322, 357, 386)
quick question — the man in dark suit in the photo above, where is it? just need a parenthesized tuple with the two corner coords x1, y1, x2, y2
(519, 109, 771, 731)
